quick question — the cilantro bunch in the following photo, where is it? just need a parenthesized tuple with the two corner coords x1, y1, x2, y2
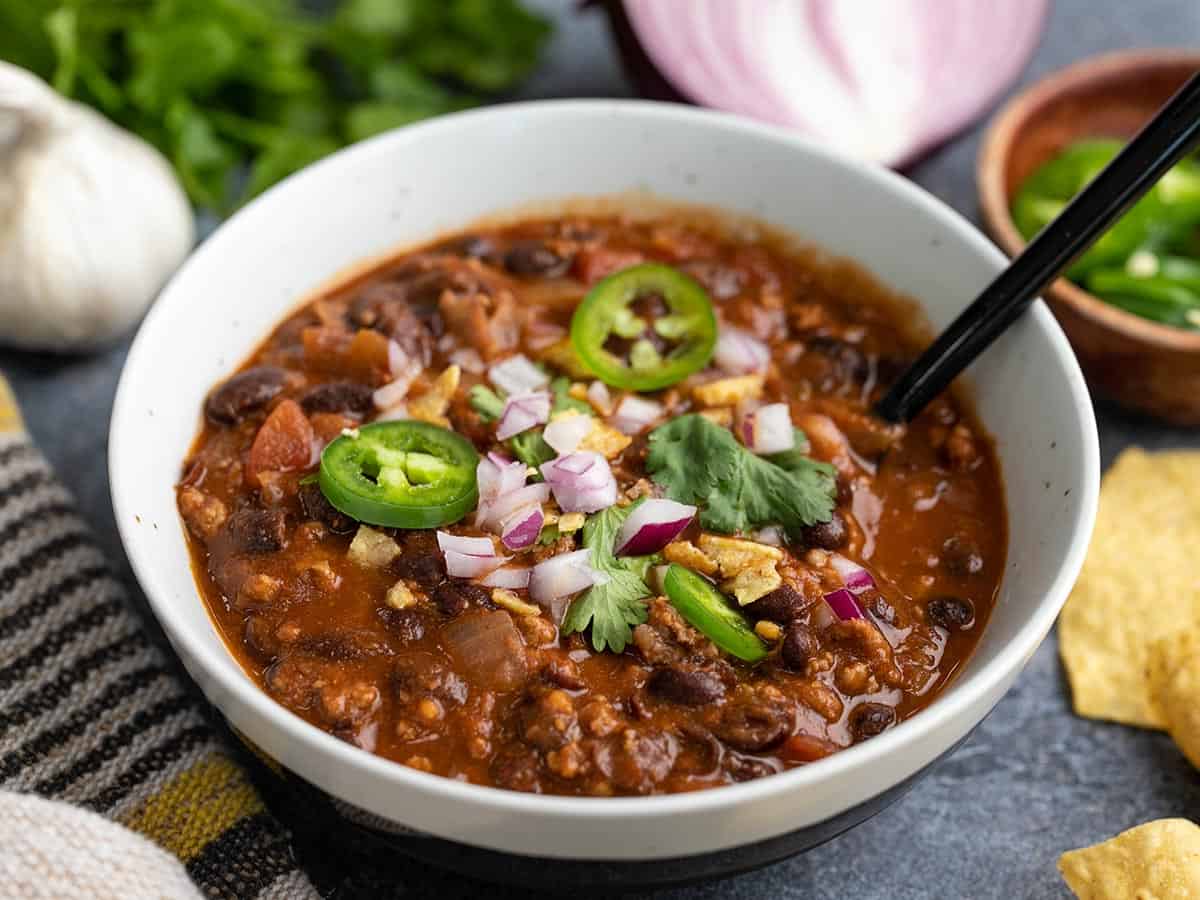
(0, 0, 551, 212)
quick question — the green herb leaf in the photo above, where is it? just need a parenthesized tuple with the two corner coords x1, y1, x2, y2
(470, 378, 592, 470)
(647, 414, 837, 539)
(469, 384, 504, 421)
(561, 501, 653, 653)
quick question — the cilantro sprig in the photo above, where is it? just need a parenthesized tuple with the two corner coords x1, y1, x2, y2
(561, 500, 655, 653)
(470, 377, 589, 470)
(646, 414, 837, 538)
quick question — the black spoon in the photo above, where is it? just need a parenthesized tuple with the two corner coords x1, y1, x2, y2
(875, 71, 1200, 424)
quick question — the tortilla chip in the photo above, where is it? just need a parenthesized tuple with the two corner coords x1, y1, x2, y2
(1151, 629, 1200, 770)
(1059, 449, 1200, 728)
(1058, 818, 1200, 899)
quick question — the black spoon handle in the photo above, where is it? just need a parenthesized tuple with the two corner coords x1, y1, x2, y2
(875, 71, 1200, 424)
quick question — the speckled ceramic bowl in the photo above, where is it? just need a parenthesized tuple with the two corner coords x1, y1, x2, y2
(110, 101, 1099, 887)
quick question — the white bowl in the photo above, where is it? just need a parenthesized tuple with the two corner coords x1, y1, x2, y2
(110, 100, 1098, 871)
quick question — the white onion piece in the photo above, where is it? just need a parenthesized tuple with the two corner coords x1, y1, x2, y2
(444, 549, 509, 579)
(479, 483, 552, 532)
(489, 354, 549, 396)
(540, 452, 618, 513)
(496, 390, 551, 440)
(742, 403, 795, 455)
(587, 380, 613, 415)
(529, 549, 609, 608)
(622, 0, 1047, 167)
(715, 327, 770, 375)
(480, 565, 532, 589)
(611, 395, 663, 435)
(373, 347, 421, 410)
(500, 503, 545, 551)
(375, 403, 409, 422)
(751, 525, 785, 547)
(544, 414, 594, 455)
(449, 347, 485, 374)
(613, 498, 697, 557)
(437, 531, 496, 557)
(830, 553, 877, 595)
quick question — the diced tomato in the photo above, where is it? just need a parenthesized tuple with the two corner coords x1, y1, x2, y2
(302, 326, 390, 383)
(572, 247, 644, 285)
(245, 399, 314, 486)
(779, 734, 841, 764)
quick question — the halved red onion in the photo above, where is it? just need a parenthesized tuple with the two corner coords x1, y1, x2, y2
(611, 395, 663, 435)
(587, 380, 614, 415)
(478, 483, 552, 532)
(620, 0, 1047, 168)
(489, 354, 549, 396)
(444, 549, 510, 579)
(822, 587, 865, 621)
(544, 414, 594, 455)
(715, 327, 770, 375)
(614, 498, 697, 556)
(496, 390, 552, 440)
(437, 531, 496, 557)
(500, 503, 545, 551)
(741, 403, 795, 455)
(540, 452, 618, 513)
(480, 565, 532, 589)
(529, 549, 609, 608)
(830, 554, 877, 595)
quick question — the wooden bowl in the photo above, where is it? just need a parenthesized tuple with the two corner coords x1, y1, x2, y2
(979, 50, 1200, 424)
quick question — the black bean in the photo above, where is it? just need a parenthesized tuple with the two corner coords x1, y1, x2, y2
(224, 508, 289, 554)
(377, 607, 427, 644)
(301, 630, 389, 660)
(503, 240, 571, 277)
(297, 481, 356, 534)
(299, 381, 374, 417)
(394, 554, 446, 591)
(849, 702, 895, 742)
(726, 754, 779, 782)
(800, 510, 848, 550)
(442, 234, 498, 261)
(780, 623, 820, 671)
(753, 584, 808, 624)
(205, 366, 289, 425)
(807, 336, 871, 383)
(715, 701, 791, 753)
(648, 667, 726, 706)
(941, 535, 984, 576)
(432, 581, 492, 617)
(926, 596, 975, 631)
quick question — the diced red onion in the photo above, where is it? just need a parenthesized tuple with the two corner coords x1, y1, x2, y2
(374, 403, 409, 422)
(611, 395, 663, 435)
(500, 504, 545, 551)
(437, 531, 497, 557)
(373, 345, 421, 410)
(529, 549, 609, 609)
(620, 0, 1047, 168)
(742, 403, 795, 455)
(544, 414, 594, 455)
(540, 452, 618, 513)
(822, 587, 865, 621)
(476, 452, 527, 505)
(587, 380, 613, 415)
(444, 549, 510, 579)
(496, 390, 551, 440)
(614, 498, 697, 557)
(752, 525, 785, 546)
(479, 483, 552, 532)
(489, 354, 549, 396)
(830, 554, 877, 595)
(449, 347, 485, 374)
(480, 565, 532, 589)
(715, 327, 770, 375)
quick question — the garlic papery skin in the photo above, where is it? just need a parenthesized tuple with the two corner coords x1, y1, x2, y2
(0, 63, 195, 352)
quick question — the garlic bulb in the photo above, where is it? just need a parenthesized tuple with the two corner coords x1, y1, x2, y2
(0, 63, 194, 351)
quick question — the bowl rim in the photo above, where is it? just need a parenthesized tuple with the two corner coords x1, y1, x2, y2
(111, 98, 1100, 824)
(978, 47, 1200, 353)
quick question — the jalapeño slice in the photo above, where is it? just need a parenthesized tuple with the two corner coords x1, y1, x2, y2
(570, 263, 717, 391)
(318, 420, 479, 529)
(662, 563, 767, 664)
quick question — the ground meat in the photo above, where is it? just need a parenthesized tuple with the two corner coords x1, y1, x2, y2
(607, 729, 677, 794)
(297, 481, 355, 534)
(647, 667, 725, 706)
(830, 618, 903, 687)
(490, 747, 542, 793)
(223, 507, 289, 554)
(800, 510, 848, 551)
(299, 381, 374, 417)
(391, 652, 468, 708)
(392, 531, 448, 589)
(438, 290, 520, 360)
(300, 629, 390, 661)
(205, 366, 290, 425)
(177, 486, 227, 541)
(432, 581, 492, 617)
(520, 689, 580, 752)
(264, 653, 380, 735)
(714, 684, 793, 752)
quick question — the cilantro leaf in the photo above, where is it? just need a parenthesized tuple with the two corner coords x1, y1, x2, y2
(469, 384, 504, 421)
(646, 414, 837, 539)
(561, 501, 654, 653)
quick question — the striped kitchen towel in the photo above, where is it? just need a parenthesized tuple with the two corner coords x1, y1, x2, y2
(0, 374, 317, 900)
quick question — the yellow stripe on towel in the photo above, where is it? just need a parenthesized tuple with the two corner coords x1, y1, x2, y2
(121, 753, 265, 861)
